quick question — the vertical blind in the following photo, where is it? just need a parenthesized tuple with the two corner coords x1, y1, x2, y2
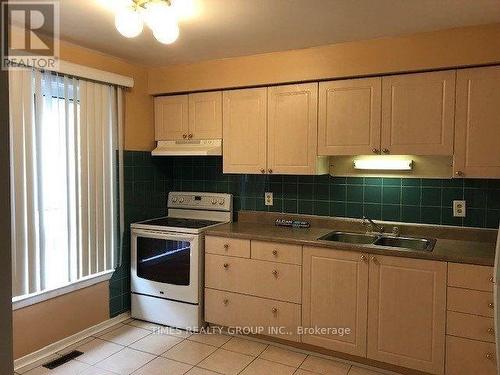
(9, 68, 123, 298)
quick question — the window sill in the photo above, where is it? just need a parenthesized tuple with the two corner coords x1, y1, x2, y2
(12, 270, 115, 311)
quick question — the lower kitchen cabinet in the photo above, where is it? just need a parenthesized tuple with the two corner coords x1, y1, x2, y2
(367, 255, 447, 375)
(302, 246, 369, 357)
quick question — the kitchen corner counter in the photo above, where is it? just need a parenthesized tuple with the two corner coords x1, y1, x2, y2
(206, 221, 496, 267)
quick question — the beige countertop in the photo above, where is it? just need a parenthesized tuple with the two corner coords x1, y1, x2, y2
(206, 213, 497, 266)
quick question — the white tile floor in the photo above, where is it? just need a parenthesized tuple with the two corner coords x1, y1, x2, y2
(16, 319, 403, 375)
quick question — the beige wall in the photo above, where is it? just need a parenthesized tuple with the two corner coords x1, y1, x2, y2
(59, 40, 154, 151)
(13, 282, 109, 359)
(148, 23, 500, 95)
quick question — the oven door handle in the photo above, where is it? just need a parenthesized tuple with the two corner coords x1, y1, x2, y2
(131, 228, 197, 241)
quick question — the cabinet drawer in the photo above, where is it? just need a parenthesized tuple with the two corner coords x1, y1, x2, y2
(251, 240, 302, 265)
(447, 287, 494, 317)
(205, 288, 301, 342)
(205, 254, 302, 303)
(447, 311, 495, 343)
(448, 263, 494, 292)
(446, 336, 497, 375)
(205, 236, 250, 258)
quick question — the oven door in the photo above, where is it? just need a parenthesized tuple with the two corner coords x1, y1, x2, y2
(131, 228, 201, 304)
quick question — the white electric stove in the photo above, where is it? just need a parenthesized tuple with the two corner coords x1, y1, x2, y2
(130, 192, 232, 331)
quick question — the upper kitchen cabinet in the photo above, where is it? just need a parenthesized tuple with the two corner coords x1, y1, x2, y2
(318, 78, 382, 155)
(381, 70, 456, 155)
(268, 83, 326, 174)
(367, 255, 446, 375)
(454, 66, 500, 178)
(188, 91, 222, 139)
(223, 88, 267, 174)
(154, 95, 189, 140)
(155, 92, 222, 141)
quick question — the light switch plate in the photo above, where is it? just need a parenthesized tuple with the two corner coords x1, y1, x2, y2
(453, 200, 466, 217)
(265, 192, 273, 206)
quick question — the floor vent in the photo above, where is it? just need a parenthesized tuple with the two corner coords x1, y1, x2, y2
(42, 350, 83, 369)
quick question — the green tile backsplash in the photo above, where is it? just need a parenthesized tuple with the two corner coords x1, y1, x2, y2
(111, 151, 500, 316)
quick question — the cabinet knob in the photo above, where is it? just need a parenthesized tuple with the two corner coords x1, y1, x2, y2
(182, 134, 187, 139)
(360, 255, 367, 262)
(272, 307, 278, 314)
(188, 133, 193, 139)
(223, 298, 229, 305)
(223, 244, 229, 251)
(272, 250, 278, 256)
(486, 353, 494, 360)
(371, 256, 378, 264)
(382, 148, 389, 154)
(488, 327, 495, 335)
(260, 169, 266, 174)
(223, 263, 229, 269)
(455, 171, 463, 176)
(372, 148, 379, 154)
(489, 302, 494, 309)
(272, 269, 279, 278)
(490, 276, 495, 284)
(268, 169, 273, 174)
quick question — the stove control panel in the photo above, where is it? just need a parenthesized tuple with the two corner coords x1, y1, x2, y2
(168, 192, 232, 212)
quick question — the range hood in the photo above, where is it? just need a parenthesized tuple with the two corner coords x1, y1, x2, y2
(151, 140, 222, 156)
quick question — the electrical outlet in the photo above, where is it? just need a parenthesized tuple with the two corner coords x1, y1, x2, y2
(453, 200, 466, 217)
(265, 192, 273, 206)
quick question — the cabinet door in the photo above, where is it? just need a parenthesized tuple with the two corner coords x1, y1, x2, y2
(318, 78, 381, 155)
(154, 95, 189, 140)
(381, 70, 455, 155)
(367, 255, 446, 375)
(188, 91, 222, 139)
(454, 66, 500, 178)
(268, 83, 319, 174)
(302, 246, 368, 357)
(222, 88, 267, 174)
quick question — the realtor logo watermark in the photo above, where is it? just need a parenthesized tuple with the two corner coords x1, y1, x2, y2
(1, 0, 59, 70)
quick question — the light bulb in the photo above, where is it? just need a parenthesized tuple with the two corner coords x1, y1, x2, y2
(144, 1, 174, 29)
(153, 22, 179, 44)
(171, 0, 196, 20)
(114, 7, 143, 38)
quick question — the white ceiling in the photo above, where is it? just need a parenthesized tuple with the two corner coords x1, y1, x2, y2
(56, 0, 500, 67)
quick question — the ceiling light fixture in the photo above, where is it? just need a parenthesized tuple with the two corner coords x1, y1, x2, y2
(104, 0, 193, 44)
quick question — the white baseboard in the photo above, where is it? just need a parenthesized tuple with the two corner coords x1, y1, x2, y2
(14, 312, 131, 372)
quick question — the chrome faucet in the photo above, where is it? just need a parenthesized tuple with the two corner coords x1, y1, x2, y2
(362, 216, 384, 234)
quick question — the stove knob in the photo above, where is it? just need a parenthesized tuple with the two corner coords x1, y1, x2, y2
(179, 198, 184, 203)
(172, 197, 178, 202)
(218, 198, 224, 205)
(211, 199, 217, 205)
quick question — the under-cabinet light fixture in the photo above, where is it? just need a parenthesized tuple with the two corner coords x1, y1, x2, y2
(353, 158, 413, 171)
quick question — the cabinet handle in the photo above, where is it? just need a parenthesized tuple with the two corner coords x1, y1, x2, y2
(272, 250, 278, 256)
(486, 353, 494, 360)
(223, 263, 229, 269)
(372, 148, 379, 154)
(260, 169, 266, 174)
(455, 171, 463, 177)
(272, 270, 279, 278)
(489, 302, 494, 309)
(382, 148, 389, 154)
(360, 255, 367, 262)
(223, 244, 229, 251)
(188, 133, 193, 139)
(488, 327, 495, 335)
(268, 169, 273, 174)
(223, 298, 229, 305)
(490, 276, 494, 283)
(272, 307, 278, 315)
(371, 256, 378, 264)
(182, 134, 187, 139)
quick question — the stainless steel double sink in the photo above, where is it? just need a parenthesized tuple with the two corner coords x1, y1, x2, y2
(318, 231, 436, 251)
